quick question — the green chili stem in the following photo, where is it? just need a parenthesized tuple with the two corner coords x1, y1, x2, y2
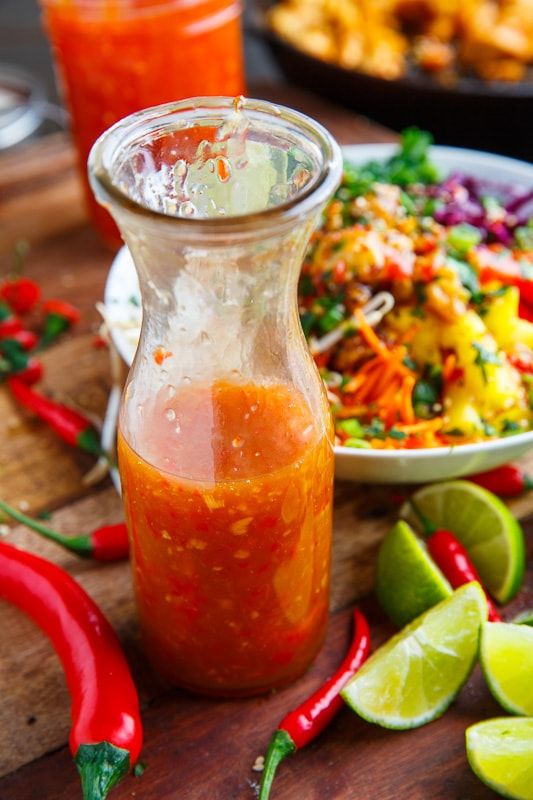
(258, 729, 296, 800)
(524, 475, 533, 491)
(75, 742, 130, 800)
(0, 499, 92, 557)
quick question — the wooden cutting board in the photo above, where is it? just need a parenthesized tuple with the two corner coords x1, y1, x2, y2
(0, 83, 531, 800)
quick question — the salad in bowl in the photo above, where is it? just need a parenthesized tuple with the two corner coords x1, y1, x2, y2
(105, 130, 533, 481)
(303, 129, 533, 453)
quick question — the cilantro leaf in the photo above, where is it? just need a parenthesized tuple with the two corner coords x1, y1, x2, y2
(472, 343, 502, 382)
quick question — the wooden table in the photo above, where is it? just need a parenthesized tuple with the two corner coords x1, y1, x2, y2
(0, 84, 532, 800)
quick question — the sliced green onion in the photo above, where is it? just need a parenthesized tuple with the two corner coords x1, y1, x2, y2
(343, 438, 371, 449)
(337, 418, 364, 438)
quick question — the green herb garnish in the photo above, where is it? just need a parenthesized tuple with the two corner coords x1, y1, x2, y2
(472, 343, 502, 382)
(337, 418, 364, 438)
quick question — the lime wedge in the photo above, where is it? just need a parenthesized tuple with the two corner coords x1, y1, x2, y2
(466, 718, 533, 800)
(376, 520, 452, 627)
(481, 622, 533, 715)
(401, 480, 525, 603)
(341, 583, 487, 729)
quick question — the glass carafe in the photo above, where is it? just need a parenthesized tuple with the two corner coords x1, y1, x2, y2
(89, 97, 342, 696)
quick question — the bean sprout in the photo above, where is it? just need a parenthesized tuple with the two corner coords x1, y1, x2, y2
(310, 291, 395, 355)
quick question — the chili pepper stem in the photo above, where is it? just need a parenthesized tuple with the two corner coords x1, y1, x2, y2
(407, 498, 437, 536)
(0, 498, 93, 557)
(524, 475, 533, 491)
(258, 729, 297, 800)
(75, 742, 131, 800)
(77, 427, 105, 458)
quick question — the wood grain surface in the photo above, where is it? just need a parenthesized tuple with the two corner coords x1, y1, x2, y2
(0, 83, 531, 800)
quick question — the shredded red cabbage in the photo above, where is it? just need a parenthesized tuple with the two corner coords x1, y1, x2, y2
(428, 172, 533, 245)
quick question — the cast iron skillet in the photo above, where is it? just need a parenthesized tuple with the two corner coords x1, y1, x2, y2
(252, 0, 533, 161)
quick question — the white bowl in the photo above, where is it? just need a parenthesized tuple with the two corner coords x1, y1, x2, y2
(105, 144, 533, 483)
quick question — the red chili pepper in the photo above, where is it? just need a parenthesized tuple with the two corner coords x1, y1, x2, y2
(469, 465, 533, 497)
(42, 298, 81, 324)
(10, 329, 38, 351)
(12, 358, 44, 386)
(258, 609, 370, 800)
(0, 337, 36, 377)
(0, 303, 22, 338)
(0, 277, 41, 315)
(0, 499, 129, 562)
(40, 298, 81, 347)
(8, 377, 103, 456)
(0, 541, 142, 799)
(409, 500, 500, 621)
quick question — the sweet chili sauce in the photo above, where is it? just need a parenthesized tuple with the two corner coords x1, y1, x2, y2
(118, 381, 333, 696)
(41, 0, 245, 245)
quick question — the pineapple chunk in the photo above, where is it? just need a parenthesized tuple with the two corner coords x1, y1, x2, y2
(442, 385, 484, 436)
(483, 285, 533, 350)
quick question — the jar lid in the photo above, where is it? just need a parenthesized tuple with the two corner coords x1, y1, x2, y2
(0, 64, 64, 150)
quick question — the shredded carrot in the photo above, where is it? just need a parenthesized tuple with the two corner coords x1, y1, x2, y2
(355, 365, 384, 404)
(394, 417, 444, 434)
(400, 375, 416, 425)
(355, 309, 390, 359)
(400, 324, 421, 344)
(443, 353, 457, 382)
(335, 404, 370, 419)
(358, 358, 381, 376)
(342, 374, 367, 394)
(373, 358, 398, 398)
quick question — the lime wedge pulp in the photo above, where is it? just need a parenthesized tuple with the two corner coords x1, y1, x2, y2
(401, 480, 525, 603)
(466, 718, 533, 800)
(481, 622, 533, 716)
(376, 520, 452, 627)
(341, 582, 487, 730)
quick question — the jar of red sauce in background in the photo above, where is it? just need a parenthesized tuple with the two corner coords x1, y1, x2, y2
(40, 0, 245, 246)
(89, 97, 342, 696)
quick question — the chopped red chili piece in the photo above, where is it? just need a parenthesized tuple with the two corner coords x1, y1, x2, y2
(519, 301, 533, 323)
(0, 277, 41, 315)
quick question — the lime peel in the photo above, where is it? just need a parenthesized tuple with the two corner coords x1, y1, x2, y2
(376, 520, 452, 628)
(466, 718, 533, 800)
(341, 582, 487, 730)
(481, 622, 533, 716)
